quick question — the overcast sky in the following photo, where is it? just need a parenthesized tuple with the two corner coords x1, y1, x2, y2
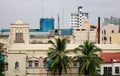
(0, 0, 120, 29)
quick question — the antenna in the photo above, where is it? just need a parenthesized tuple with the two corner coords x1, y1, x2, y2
(62, 8, 64, 28)
(51, 12, 53, 18)
(58, 14, 60, 35)
(41, 0, 44, 18)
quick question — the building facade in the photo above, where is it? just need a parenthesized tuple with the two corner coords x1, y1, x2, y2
(70, 6, 89, 28)
(1, 20, 120, 76)
(101, 24, 119, 44)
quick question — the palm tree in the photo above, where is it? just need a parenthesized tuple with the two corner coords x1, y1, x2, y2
(73, 40, 103, 76)
(45, 38, 76, 76)
(0, 43, 5, 76)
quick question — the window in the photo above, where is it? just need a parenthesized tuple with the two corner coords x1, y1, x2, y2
(16, 33, 23, 40)
(34, 60, 39, 67)
(115, 67, 119, 74)
(112, 30, 114, 33)
(15, 62, 19, 69)
(104, 30, 106, 35)
(104, 36, 107, 41)
(76, 29, 80, 31)
(43, 60, 48, 67)
(104, 67, 112, 75)
(28, 61, 33, 67)
(14, 33, 24, 43)
(110, 37, 111, 44)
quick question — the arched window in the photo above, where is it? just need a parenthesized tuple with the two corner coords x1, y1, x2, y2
(104, 30, 106, 35)
(110, 36, 111, 44)
(112, 30, 114, 33)
(15, 62, 19, 69)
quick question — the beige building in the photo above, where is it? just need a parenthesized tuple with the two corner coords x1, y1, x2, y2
(110, 33, 120, 44)
(1, 20, 120, 76)
(101, 24, 119, 44)
(73, 24, 97, 44)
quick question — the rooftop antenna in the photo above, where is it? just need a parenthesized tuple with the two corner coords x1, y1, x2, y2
(51, 12, 53, 18)
(58, 14, 60, 35)
(62, 8, 64, 29)
(41, 0, 44, 18)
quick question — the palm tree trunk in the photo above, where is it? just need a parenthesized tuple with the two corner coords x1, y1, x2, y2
(58, 63, 62, 76)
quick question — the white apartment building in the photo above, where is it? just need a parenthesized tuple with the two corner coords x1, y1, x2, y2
(70, 6, 89, 28)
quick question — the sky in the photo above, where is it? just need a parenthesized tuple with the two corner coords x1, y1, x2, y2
(0, 0, 120, 29)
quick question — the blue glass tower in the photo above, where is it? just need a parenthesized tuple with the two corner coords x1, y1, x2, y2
(40, 18, 54, 32)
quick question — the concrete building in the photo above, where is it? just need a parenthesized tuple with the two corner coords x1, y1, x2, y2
(73, 27, 97, 44)
(103, 16, 120, 25)
(101, 24, 119, 44)
(40, 18, 54, 32)
(70, 6, 89, 28)
(100, 53, 120, 76)
(110, 33, 120, 44)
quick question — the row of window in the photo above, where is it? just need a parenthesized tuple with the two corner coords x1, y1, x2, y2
(28, 60, 39, 67)
(14, 61, 83, 70)
(102, 36, 112, 44)
(71, 22, 82, 25)
(71, 20, 80, 22)
(71, 16, 82, 19)
(102, 30, 114, 35)
(104, 67, 119, 74)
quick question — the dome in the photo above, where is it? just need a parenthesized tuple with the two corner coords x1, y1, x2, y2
(15, 20, 24, 24)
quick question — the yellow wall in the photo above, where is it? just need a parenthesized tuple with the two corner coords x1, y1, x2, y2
(110, 33, 120, 44)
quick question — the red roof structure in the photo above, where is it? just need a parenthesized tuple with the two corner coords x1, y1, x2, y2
(100, 53, 120, 63)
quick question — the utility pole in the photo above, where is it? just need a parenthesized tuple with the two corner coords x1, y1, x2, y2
(98, 17, 100, 44)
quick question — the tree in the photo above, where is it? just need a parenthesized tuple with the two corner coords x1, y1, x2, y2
(73, 40, 104, 76)
(0, 43, 5, 76)
(45, 38, 76, 75)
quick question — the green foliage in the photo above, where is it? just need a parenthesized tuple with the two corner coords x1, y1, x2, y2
(46, 38, 76, 75)
(0, 73, 4, 76)
(0, 43, 5, 75)
(103, 72, 112, 76)
(73, 40, 104, 76)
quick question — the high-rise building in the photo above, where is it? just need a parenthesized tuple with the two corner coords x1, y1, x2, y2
(100, 16, 120, 44)
(70, 6, 89, 28)
(40, 18, 54, 32)
(103, 16, 120, 25)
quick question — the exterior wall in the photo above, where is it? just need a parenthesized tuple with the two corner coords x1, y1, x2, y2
(101, 24, 119, 44)
(0, 38, 9, 45)
(73, 27, 96, 44)
(5, 42, 120, 76)
(10, 20, 29, 44)
(6, 53, 26, 76)
(30, 38, 53, 44)
(110, 33, 120, 44)
(100, 63, 112, 75)
(100, 63, 120, 75)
